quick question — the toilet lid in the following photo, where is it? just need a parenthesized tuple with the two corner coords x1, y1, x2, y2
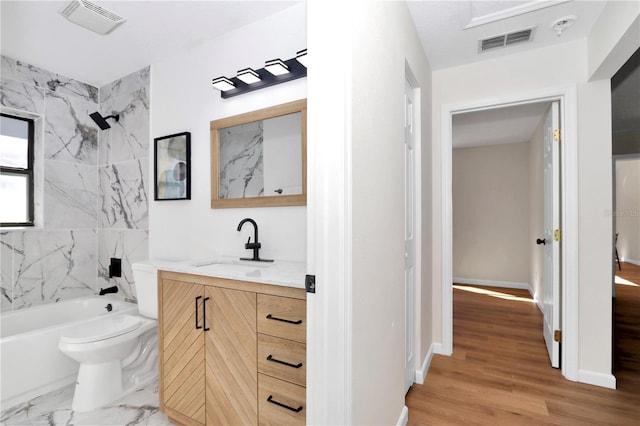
(60, 314, 142, 344)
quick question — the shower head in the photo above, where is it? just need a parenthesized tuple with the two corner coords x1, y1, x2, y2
(89, 111, 119, 130)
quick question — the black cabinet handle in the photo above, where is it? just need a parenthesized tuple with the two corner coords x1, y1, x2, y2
(195, 296, 202, 330)
(536, 238, 546, 245)
(266, 314, 302, 325)
(203, 297, 210, 331)
(267, 395, 303, 413)
(266, 354, 303, 369)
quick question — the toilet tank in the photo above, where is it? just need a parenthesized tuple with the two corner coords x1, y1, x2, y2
(132, 262, 158, 319)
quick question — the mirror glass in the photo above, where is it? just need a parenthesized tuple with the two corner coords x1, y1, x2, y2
(211, 99, 306, 208)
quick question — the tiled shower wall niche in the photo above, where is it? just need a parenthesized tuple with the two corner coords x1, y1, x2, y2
(0, 56, 149, 311)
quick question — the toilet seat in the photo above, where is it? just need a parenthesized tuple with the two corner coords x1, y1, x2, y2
(60, 314, 142, 344)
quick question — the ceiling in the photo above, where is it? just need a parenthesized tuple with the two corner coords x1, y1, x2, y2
(0, 1, 299, 87)
(452, 102, 551, 148)
(0, 1, 617, 149)
(407, 0, 607, 70)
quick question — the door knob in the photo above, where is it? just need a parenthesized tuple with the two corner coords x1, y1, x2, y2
(536, 238, 546, 245)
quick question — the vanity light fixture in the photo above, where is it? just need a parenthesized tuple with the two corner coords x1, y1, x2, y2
(264, 59, 289, 76)
(237, 68, 261, 84)
(211, 49, 307, 99)
(212, 77, 235, 91)
(295, 49, 307, 67)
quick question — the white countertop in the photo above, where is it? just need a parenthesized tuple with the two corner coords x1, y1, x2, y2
(141, 256, 306, 289)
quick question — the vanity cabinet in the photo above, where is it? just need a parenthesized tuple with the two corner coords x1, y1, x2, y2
(158, 271, 306, 426)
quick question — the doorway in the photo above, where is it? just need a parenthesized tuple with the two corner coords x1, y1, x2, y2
(451, 100, 561, 367)
(440, 87, 580, 381)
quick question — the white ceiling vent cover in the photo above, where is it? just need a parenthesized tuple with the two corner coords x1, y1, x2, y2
(59, 0, 126, 35)
(479, 27, 536, 53)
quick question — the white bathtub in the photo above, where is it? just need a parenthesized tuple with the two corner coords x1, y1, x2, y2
(0, 296, 138, 410)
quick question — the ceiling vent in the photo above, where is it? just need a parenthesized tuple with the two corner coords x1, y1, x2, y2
(479, 27, 535, 53)
(59, 0, 126, 35)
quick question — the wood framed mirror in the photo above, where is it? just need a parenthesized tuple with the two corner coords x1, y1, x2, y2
(210, 99, 306, 208)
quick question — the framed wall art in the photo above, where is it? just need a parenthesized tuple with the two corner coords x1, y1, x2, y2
(154, 132, 191, 200)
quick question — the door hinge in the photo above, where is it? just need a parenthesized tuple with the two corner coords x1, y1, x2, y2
(553, 129, 560, 142)
(554, 330, 562, 342)
(305, 274, 316, 294)
(554, 229, 561, 241)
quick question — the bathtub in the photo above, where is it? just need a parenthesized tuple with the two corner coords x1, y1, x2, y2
(1, 296, 138, 410)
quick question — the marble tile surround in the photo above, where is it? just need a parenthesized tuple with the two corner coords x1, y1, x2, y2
(44, 161, 98, 228)
(98, 230, 149, 302)
(1, 230, 98, 309)
(2, 56, 98, 103)
(100, 160, 149, 230)
(0, 381, 173, 426)
(0, 57, 149, 311)
(44, 91, 99, 164)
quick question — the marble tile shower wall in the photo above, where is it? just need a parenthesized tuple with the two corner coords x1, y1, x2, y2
(97, 67, 150, 302)
(0, 56, 149, 311)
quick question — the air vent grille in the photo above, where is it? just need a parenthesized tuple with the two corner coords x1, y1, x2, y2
(506, 29, 533, 45)
(59, 0, 126, 35)
(481, 35, 506, 51)
(479, 27, 535, 52)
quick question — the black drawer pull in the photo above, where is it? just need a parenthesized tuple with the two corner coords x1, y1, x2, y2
(203, 297, 210, 331)
(267, 395, 303, 413)
(266, 314, 302, 325)
(195, 296, 202, 330)
(267, 354, 303, 369)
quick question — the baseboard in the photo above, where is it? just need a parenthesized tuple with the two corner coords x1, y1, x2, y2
(577, 369, 616, 389)
(432, 342, 446, 356)
(415, 343, 435, 384)
(620, 258, 640, 267)
(453, 277, 533, 296)
(396, 405, 409, 426)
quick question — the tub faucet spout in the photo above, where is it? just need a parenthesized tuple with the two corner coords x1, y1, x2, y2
(99, 286, 118, 296)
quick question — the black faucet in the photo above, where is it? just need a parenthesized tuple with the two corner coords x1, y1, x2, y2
(99, 285, 118, 296)
(237, 218, 273, 262)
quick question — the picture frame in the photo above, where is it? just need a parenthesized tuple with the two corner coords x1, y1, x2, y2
(154, 132, 191, 201)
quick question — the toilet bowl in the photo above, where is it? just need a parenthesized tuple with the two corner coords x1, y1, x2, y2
(58, 262, 159, 412)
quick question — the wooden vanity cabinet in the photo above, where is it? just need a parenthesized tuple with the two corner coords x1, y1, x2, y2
(158, 271, 306, 426)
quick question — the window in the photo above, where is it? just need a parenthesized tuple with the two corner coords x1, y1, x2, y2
(1, 113, 35, 227)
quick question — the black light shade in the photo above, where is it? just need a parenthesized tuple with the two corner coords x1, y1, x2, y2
(89, 111, 119, 130)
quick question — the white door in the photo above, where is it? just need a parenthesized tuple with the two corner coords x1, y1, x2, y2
(542, 101, 561, 368)
(404, 77, 416, 392)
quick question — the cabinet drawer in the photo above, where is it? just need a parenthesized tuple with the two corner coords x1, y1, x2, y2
(257, 294, 306, 343)
(258, 334, 306, 387)
(258, 373, 305, 426)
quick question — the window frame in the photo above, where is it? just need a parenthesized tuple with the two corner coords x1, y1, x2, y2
(1, 113, 35, 227)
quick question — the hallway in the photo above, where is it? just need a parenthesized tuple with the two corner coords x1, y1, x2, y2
(406, 282, 640, 425)
(614, 261, 640, 392)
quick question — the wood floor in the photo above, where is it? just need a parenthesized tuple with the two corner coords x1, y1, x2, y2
(406, 264, 640, 425)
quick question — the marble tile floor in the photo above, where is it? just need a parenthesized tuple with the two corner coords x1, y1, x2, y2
(0, 381, 174, 426)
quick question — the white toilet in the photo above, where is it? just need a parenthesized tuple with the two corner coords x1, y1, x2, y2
(59, 262, 158, 412)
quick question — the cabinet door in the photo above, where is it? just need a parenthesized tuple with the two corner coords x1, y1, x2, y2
(160, 279, 206, 425)
(205, 286, 258, 425)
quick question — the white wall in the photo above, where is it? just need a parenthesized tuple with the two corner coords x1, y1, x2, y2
(306, 1, 432, 424)
(452, 142, 531, 285)
(588, 0, 640, 80)
(615, 158, 640, 263)
(350, 2, 432, 423)
(149, 5, 307, 262)
(432, 38, 614, 378)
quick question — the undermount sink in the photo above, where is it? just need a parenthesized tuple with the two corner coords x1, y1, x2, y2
(190, 258, 272, 268)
